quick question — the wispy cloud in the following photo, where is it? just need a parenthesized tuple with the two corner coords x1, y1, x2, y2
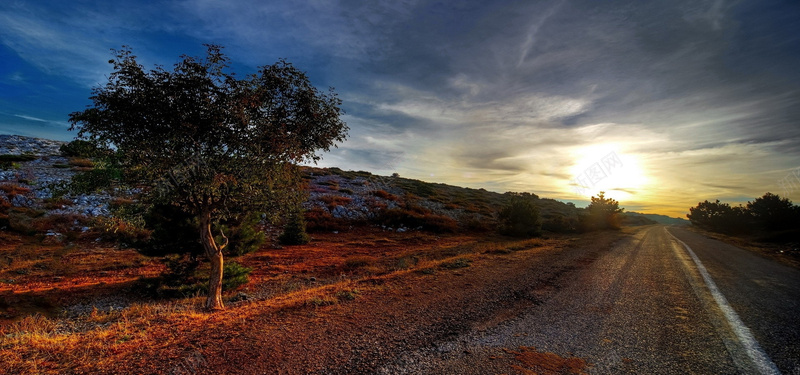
(14, 114, 47, 122)
(1, 0, 799, 216)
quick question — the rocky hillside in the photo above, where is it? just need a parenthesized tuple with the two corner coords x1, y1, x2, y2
(1, 135, 584, 236)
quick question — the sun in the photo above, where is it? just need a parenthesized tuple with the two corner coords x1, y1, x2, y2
(569, 144, 648, 201)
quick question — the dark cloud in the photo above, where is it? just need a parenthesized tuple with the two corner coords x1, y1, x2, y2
(2, 0, 800, 215)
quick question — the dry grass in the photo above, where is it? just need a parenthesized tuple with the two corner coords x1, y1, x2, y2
(0, 226, 583, 373)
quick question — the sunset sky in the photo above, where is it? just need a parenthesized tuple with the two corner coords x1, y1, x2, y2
(2, 0, 799, 217)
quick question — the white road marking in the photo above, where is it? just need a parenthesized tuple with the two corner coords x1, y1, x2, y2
(668, 229, 781, 375)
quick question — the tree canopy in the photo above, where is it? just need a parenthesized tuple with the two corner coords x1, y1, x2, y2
(582, 191, 624, 230)
(69, 45, 348, 310)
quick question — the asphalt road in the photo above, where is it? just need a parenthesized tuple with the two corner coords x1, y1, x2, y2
(381, 225, 800, 374)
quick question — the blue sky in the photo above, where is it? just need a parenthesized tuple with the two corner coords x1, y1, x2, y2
(2, 0, 800, 216)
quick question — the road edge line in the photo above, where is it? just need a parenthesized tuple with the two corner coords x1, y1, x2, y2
(667, 228, 781, 375)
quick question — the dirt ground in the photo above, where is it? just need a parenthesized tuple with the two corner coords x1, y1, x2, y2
(0, 227, 631, 374)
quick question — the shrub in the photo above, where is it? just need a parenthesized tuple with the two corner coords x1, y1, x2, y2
(542, 215, 578, 233)
(221, 261, 252, 291)
(31, 213, 89, 235)
(93, 216, 152, 245)
(344, 255, 375, 269)
(304, 207, 348, 232)
(0, 154, 36, 169)
(318, 194, 352, 209)
(373, 190, 399, 201)
(136, 204, 264, 257)
(335, 289, 360, 301)
(147, 257, 251, 298)
(580, 192, 623, 231)
(279, 209, 310, 245)
(377, 208, 459, 233)
(441, 258, 471, 269)
(59, 139, 109, 158)
(67, 157, 95, 168)
(499, 193, 541, 237)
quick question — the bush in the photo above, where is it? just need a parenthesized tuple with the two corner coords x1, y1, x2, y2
(221, 261, 252, 291)
(220, 212, 266, 255)
(93, 216, 152, 245)
(344, 255, 375, 269)
(581, 192, 623, 231)
(59, 139, 109, 158)
(499, 193, 541, 237)
(373, 190, 399, 201)
(304, 207, 348, 232)
(279, 209, 310, 245)
(52, 163, 122, 195)
(135, 204, 264, 257)
(378, 207, 459, 233)
(145, 256, 251, 298)
(67, 157, 94, 168)
(542, 215, 578, 233)
(318, 194, 352, 209)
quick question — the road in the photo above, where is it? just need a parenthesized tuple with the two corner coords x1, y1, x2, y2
(381, 225, 800, 374)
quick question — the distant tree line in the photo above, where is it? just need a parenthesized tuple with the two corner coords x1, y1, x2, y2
(687, 193, 800, 237)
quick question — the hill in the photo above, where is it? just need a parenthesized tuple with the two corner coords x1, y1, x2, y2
(625, 211, 688, 225)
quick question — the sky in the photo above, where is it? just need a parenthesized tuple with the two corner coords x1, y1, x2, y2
(1, 0, 800, 217)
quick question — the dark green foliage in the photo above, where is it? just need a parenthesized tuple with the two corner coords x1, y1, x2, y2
(68, 45, 347, 309)
(499, 192, 541, 237)
(0, 154, 36, 169)
(688, 193, 800, 236)
(221, 212, 267, 255)
(136, 204, 265, 257)
(687, 200, 751, 234)
(137, 204, 201, 257)
(54, 162, 123, 196)
(440, 258, 471, 269)
(279, 208, 310, 245)
(144, 256, 251, 298)
(541, 214, 578, 233)
(746, 192, 799, 231)
(59, 139, 110, 158)
(221, 261, 252, 291)
(377, 201, 459, 233)
(580, 192, 623, 231)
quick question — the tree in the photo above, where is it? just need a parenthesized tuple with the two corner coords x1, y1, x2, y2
(69, 45, 348, 310)
(746, 192, 798, 231)
(582, 191, 624, 230)
(278, 208, 311, 245)
(687, 199, 750, 234)
(499, 192, 541, 237)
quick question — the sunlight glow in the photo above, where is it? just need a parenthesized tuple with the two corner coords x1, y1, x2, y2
(569, 144, 649, 202)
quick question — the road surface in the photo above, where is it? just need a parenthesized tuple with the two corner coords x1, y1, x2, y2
(381, 225, 800, 374)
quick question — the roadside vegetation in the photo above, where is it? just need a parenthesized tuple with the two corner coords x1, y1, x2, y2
(687, 193, 800, 266)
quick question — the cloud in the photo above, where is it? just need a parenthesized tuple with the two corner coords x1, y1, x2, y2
(14, 114, 47, 122)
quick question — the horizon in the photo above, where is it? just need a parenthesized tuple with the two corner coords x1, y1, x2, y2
(2, 1, 799, 218)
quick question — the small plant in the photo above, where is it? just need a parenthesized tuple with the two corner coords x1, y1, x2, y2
(221, 261, 252, 291)
(335, 289, 360, 301)
(344, 255, 375, 269)
(308, 295, 338, 306)
(67, 157, 95, 168)
(373, 190, 399, 201)
(440, 258, 471, 269)
(279, 209, 310, 245)
(0, 154, 36, 169)
(318, 194, 352, 209)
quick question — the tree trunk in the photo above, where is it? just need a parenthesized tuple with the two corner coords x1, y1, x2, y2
(200, 211, 225, 311)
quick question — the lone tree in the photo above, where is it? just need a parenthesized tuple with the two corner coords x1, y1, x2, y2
(69, 45, 347, 310)
(582, 191, 624, 230)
